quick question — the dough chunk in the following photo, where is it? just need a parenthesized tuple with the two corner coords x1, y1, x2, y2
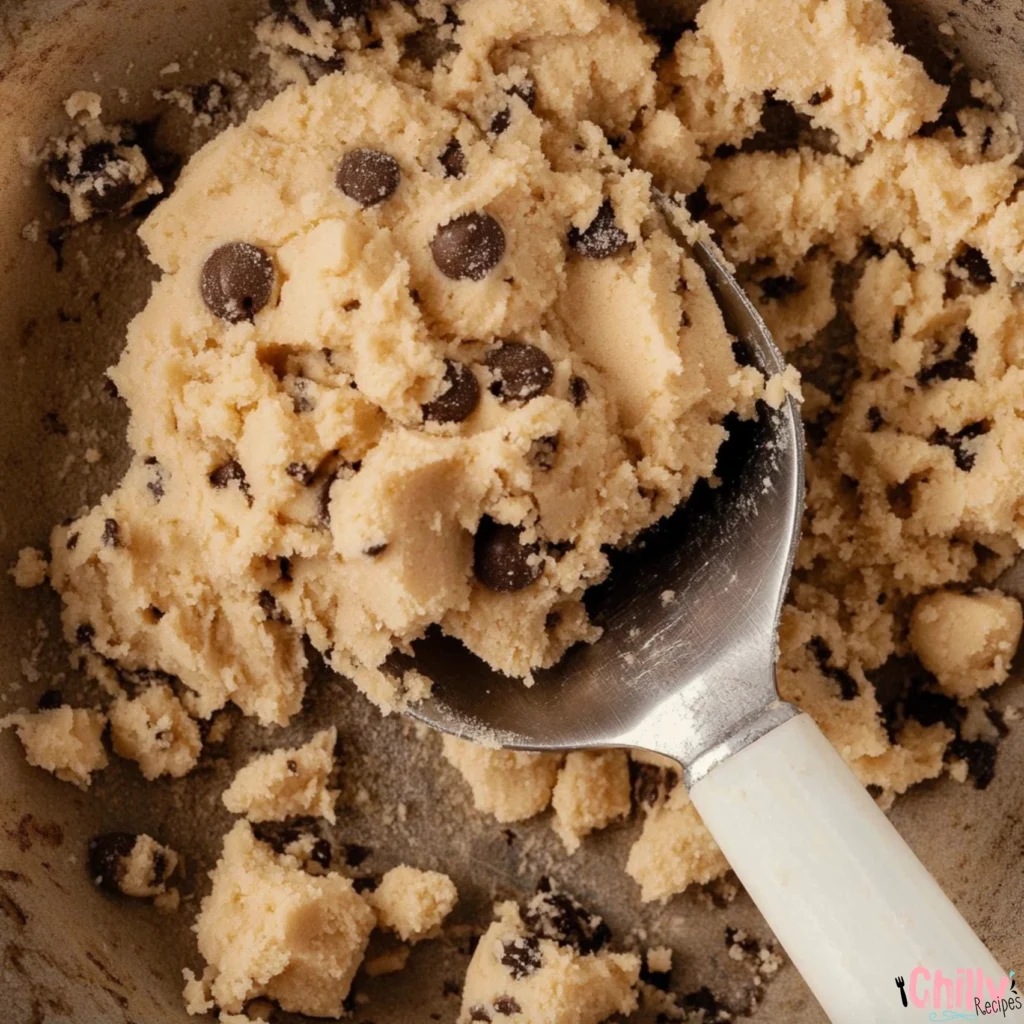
(189, 821, 376, 1017)
(910, 589, 1023, 698)
(3, 705, 108, 789)
(222, 727, 339, 823)
(109, 684, 202, 780)
(442, 735, 561, 822)
(368, 865, 458, 942)
(460, 886, 639, 1024)
(551, 750, 631, 853)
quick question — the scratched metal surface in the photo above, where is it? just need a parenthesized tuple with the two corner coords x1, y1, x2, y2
(1, 2, 1023, 1023)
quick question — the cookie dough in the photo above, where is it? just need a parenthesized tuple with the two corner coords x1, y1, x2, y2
(109, 684, 202, 780)
(222, 727, 339, 823)
(3, 704, 108, 789)
(188, 820, 378, 1016)
(15, 0, 1024, 1007)
(441, 736, 562, 823)
(459, 882, 640, 1024)
(551, 749, 631, 853)
(367, 864, 458, 942)
(88, 831, 180, 910)
(9, 547, 48, 588)
(48, 0, 756, 726)
(909, 589, 1023, 698)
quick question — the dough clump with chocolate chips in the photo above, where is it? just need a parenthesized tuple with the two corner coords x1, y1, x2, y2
(48, 4, 759, 726)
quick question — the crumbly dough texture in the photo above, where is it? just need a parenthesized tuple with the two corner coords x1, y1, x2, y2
(109, 684, 202, 780)
(187, 821, 457, 1017)
(3, 705, 108, 789)
(368, 865, 459, 943)
(221, 727, 339, 823)
(459, 888, 640, 1024)
(189, 821, 375, 1016)
(15, 0, 1024, 1015)
(48, 0, 758, 727)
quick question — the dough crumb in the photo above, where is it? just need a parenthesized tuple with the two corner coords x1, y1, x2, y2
(189, 820, 376, 1016)
(222, 727, 339, 823)
(64, 90, 102, 122)
(9, 547, 48, 588)
(459, 881, 640, 1024)
(109, 684, 202, 780)
(87, 831, 180, 905)
(3, 705, 108, 788)
(626, 758, 729, 903)
(368, 865, 458, 943)
(551, 750, 631, 853)
(910, 589, 1023, 698)
(442, 735, 561, 823)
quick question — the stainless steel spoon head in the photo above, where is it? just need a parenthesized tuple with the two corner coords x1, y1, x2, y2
(409, 217, 806, 784)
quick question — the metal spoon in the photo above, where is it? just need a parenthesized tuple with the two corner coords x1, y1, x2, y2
(410, 200, 1011, 1022)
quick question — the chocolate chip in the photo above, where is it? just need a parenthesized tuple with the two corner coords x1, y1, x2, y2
(404, 21, 459, 69)
(76, 623, 96, 646)
(310, 838, 333, 870)
(101, 518, 121, 548)
(364, 543, 388, 557)
(523, 886, 611, 955)
(423, 359, 481, 423)
(948, 738, 998, 790)
(759, 275, 805, 301)
(568, 200, 628, 259)
(352, 876, 377, 894)
(431, 212, 506, 280)
(473, 517, 541, 593)
(344, 843, 372, 867)
(808, 635, 858, 700)
(929, 421, 988, 472)
(37, 689, 64, 711)
(146, 460, 165, 501)
(307, 0, 368, 25)
(866, 406, 884, 432)
(439, 138, 466, 178)
(88, 833, 136, 893)
(490, 107, 512, 136)
(287, 462, 315, 485)
(297, 52, 346, 82)
(336, 149, 401, 208)
(259, 589, 290, 624)
(318, 470, 339, 527)
(201, 243, 275, 323)
(569, 375, 589, 406)
(493, 996, 521, 1016)
(500, 936, 542, 979)
(486, 342, 554, 403)
(955, 247, 995, 287)
(640, 960, 672, 992)
(508, 77, 536, 110)
(66, 532, 79, 551)
(917, 328, 977, 385)
(209, 459, 252, 502)
(469, 1008, 492, 1022)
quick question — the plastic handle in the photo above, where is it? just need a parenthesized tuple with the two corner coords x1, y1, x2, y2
(689, 713, 1020, 1022)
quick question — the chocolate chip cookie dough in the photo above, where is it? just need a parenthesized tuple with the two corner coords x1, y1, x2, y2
(11, 0, 1024, 1018)
(47, 5, 759, 723)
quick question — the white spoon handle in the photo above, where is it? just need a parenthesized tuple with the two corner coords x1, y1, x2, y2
(689, 713, 1018, 1022)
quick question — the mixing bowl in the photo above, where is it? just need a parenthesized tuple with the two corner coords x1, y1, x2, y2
(2, 1, 1022, 1021)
